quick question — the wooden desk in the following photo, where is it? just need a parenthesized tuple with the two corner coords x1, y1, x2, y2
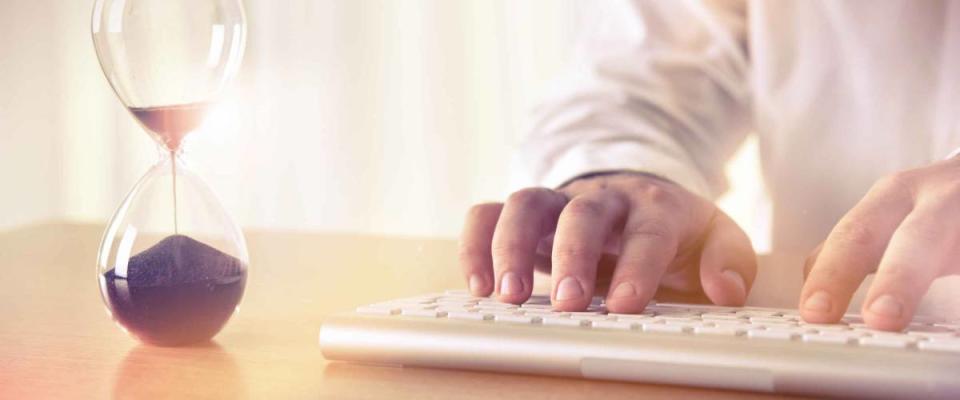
(0, 223, 798, 399)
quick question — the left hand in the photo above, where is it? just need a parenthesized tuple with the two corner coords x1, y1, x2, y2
(800, 158, 960, 331)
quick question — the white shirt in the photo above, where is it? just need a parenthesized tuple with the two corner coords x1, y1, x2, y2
(520, 0, 960, 254)
(518, 0, 960, 313)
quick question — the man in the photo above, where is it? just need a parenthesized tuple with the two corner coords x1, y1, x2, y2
(457, 1, 960, 331)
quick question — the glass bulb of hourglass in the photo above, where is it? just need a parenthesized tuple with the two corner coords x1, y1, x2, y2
(91, 0, 248, 346)
(98, 155, 248, 345)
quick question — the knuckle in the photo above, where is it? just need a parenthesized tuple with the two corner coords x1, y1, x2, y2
(634, 183, 682, 210)
(466, 202, 502, 220)
(622, 219, 675, 243)
(554, 242, 598, 266)
(872, 172, 913, 194)
(808, 264, 863, 288)
(507, 187, 554, 210)
(490, 239, 527, 259)
(829, 221, 876, 248)
(457, 241, 487, 262)
(876, 264, 924, 291)
(926, 182, 960, 204)
(563, 197, 606, 220)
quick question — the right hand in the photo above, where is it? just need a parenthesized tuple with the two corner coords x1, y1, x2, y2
(458, 172, 757, 312)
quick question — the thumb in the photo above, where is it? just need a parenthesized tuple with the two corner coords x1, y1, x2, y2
(698, 210, 757, 306)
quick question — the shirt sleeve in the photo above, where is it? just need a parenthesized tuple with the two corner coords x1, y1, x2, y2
(515, 0, 752, 199)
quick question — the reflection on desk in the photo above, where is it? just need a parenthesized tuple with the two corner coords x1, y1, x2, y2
(0, 223, 801, 399)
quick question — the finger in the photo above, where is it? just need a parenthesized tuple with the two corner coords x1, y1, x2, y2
(699, 210, 757, 306)
(802, 242, 824, 281)
(551, 192, 628, 311)
(491, 188, 567, 303)
(604, 207, 680, 313)
(863, 202, 954, 331)
(800, 178, 913, 323)
(458, 203, 503, 296)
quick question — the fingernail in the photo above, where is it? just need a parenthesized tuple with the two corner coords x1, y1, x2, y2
(868, 294, 903, 318)
(468, 274, 484, 295)
(610, 282, 637, 299)
(722, 269, 746, 298)
(500, 272, 522, 296)
(555, 276, 584, 301)
(803, 291, 832, 313)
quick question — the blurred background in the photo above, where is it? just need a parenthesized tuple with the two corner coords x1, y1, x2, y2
(0, 0, 769, 250)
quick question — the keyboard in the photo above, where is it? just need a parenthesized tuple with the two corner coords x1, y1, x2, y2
(319, 290, 960, 398)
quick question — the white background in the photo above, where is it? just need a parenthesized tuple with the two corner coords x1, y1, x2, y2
(0, 0, 768, 247)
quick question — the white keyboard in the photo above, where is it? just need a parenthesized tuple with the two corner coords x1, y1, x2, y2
(354, 290, 960, 351)
(320, 290, 960, 398)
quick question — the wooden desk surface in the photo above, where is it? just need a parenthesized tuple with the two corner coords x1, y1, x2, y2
(0, 223, 799, 399)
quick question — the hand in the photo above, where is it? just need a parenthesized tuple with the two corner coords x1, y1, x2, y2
(458, 172, 757, 312)
(801, 159, 960, 330)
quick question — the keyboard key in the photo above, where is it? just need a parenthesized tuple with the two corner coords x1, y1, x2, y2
(542, 317, 586, 327)
(694, 325, 746, 336)
(524, 295, 552, 305)
(608, 312, 655, 319)
(801, 323, 850, 331)
(736, 310, 781, 318)
(918, 340, 960, 353)
(476, 305, 519, 312)
(477, 301, 516, 307)
(802, 334, 851, 345)
(816, 330, 869, 340)
(908, 331, 957, 340)
(905, 324, 953, 335)
(924, 336, 960, 344)
(494, 314, 538, 324)
(569, 311, 607, 316)
(663, 320, 703, 330)
(643, 323, 689, 334)
(435, 304, 472, 312)
(520, 304, 553, 310)
(401, 308, 442, 318)
(655, 314, 702, 322)
(356, 306, 398, 315)
(593, 320, 636, 330)
(858, 336, 914, 349)
(708, 319, 753, 327)
(758, 325, 813, 335)
(645, 305, 695, 314)
(610, 313, 657, 321)
(749, 316, 795, 324)
(909, 315, 943, 324)
(446, 311, 489, 321)
(753, 320, 799, 329)
(701, 313, 747, 321)
(610, 316, 657, 325)
(386, 300, 433, 307)
(656, 303, 739, 313)
(484, 308, 525, 317)
(522, 310, 566, 317)
(748, 329, 798, 340)
(568, 314, 612, 322)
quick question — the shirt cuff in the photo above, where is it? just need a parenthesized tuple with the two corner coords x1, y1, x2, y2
(945, 147, 960, 160)
(526, 142, 715, 199)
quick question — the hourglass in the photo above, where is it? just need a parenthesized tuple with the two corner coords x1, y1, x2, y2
(92, 0, 248, 346)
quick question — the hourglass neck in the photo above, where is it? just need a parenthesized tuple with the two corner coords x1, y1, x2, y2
(157, 146, 185, 162)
